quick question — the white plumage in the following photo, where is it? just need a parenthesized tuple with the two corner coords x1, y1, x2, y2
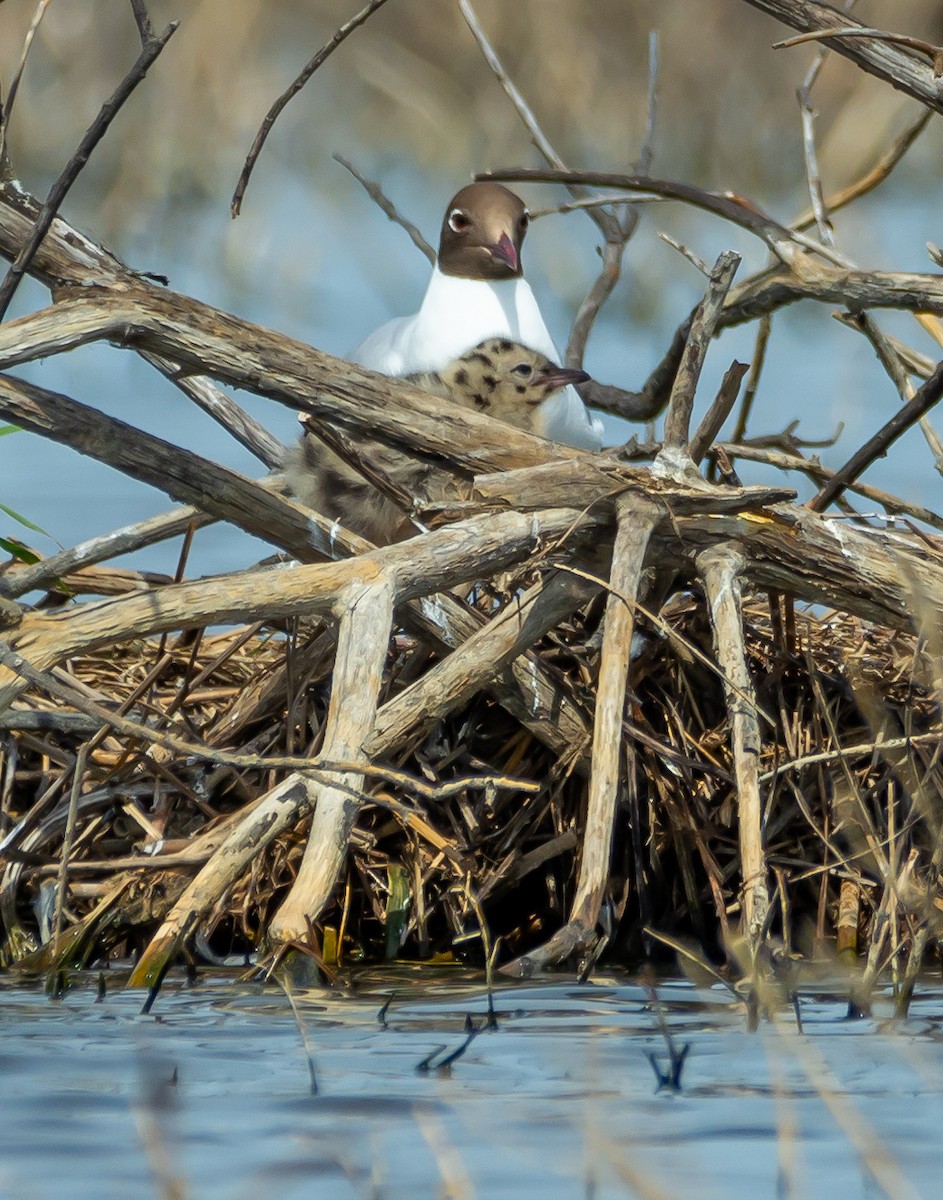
(353, 267, 603, 451)
(351, 181, 606, 452)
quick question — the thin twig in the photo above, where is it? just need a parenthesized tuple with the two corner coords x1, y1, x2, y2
(333, 154, 434, 264)
(810, 358, 943, 511)
(793, 0, 858, 245)
(716, 440, 943, 531)
(637, 30, 659, 177)
(478, 168, 847, 268)
(0, 20, 179, 322)
(0, 0, 54, 165)
(458, 0, 619, 239)
(128, 0, 154, 46)
(791, 108, 931, 234)
(566, 29, 659, 368)
(731, 315, 772, 444)
(142, 350, 287, 469)
(0, 642, 538, 804)
(797, 81, 833, 246)
(529, 193, 664, 219)
(835, 311, 943, 475)
(658, 233, 710, 276)
(231, 0, 392, 217)
(774, 27, 943, 75)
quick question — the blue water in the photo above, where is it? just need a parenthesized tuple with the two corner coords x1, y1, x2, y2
(1, 971, 941, 1199)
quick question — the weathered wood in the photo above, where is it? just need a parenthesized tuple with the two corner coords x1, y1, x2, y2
(124, 573, 590, 981)
(653, 506, 943, 631)
(0, 182, 137, 290)
(0, 507, 601, 709)
(141, 350, 286, 469)
(0, 289, 576, 475)
(698, 545, 769, 944)
(0, 506, 210, 599)
(127, 774, 314, 989)
(663, 252, 740, 451)
(269, 573, 395, 944)
(366, 569, 596, 755)
(0, 371, 328, 562)
(505, 493, 661, 975)
(740, 0, 943, 115)
(468, 457, 794, 515)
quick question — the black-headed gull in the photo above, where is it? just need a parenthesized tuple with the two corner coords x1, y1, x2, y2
(352, 182, 604, 451)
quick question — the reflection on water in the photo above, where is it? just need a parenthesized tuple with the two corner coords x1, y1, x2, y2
(1, 969, 942, 1199)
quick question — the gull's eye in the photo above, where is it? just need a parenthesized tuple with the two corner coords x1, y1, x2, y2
(448, 209, 471, 233)
(519, 210, 530, 231)
(511, 362, 533, 378)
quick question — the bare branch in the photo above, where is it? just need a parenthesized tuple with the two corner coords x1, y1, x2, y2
(742, 0, 943, 110)
(142, 351, 287, 470)
(333, 154, 434, 265)
(637, 30, 660, 178)
(662, 251, 741, 452)
(774, 27, 943, 74)
(0, 20, 179, 322)
(810, 358, 943, 511)
(458, 0, 620, 240)
(835, 311, 943, 475)
(0, 0, 53, 164)
(658, 232, 710, 276)
(792, 108, 931, 233)
(231, 0, 392, 218)
(0, 370, 328, 562)
(479, 167, 837, 266)
(716, 441, 943, 532)
(690, 361, 750, 463)
(128, 0, 154, 46)
(731, 315, 772, 443)
(0, 507, 211, 600)
(796, 81, 833, 246)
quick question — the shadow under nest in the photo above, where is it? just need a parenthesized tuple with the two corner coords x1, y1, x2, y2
(3, 586, 939, 975)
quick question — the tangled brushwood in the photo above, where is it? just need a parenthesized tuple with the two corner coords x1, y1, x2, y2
(2, 0, 943, 1006)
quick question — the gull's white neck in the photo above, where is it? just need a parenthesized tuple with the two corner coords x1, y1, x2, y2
(402, 265, 559, 374)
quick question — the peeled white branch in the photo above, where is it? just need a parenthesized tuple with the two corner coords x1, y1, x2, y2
(698, 545, 769, 943)
(269, 573, 395, 946)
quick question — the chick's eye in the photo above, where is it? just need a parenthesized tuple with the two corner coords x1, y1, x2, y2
(511, 363, 533, 378)
(448, 209, 470, 233)
(519, 211, 530, 231)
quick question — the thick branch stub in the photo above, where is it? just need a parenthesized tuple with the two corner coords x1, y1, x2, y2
(127, 774, 313, 990)
(698, 545, 769, 944)
(504, 493, 661, 976)
(662, 251, 741, 453)
(268, 573, 395, 945)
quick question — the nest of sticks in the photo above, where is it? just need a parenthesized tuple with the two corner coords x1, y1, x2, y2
(1, 574, 941, 1000)
(3, 0, 943, 1008)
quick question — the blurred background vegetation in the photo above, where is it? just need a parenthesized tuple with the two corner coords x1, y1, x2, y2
(3, 1, 942, 198)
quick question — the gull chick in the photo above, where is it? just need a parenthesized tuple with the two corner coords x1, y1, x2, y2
(285, 338, 590, 544)
(352, 182, 604, 451)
